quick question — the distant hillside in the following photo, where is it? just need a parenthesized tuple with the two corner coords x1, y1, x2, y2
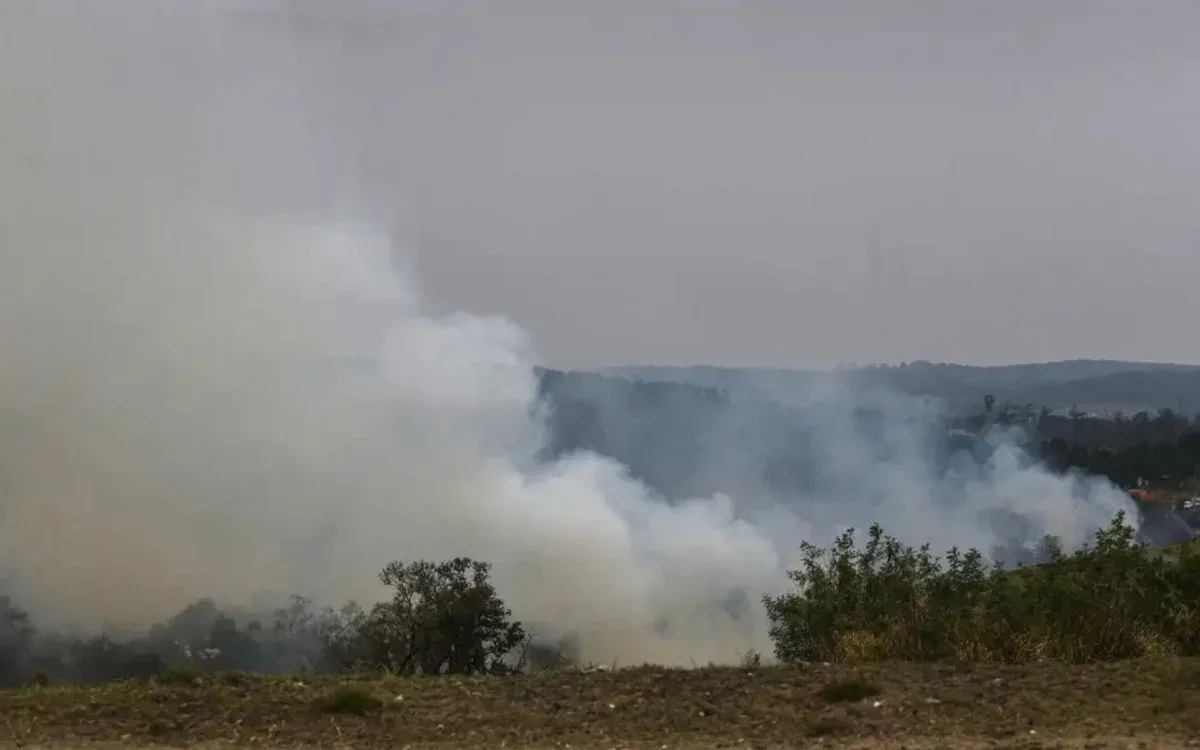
(1012, 370, 1200, 415)
(533, 367, 990, 505)
(599, 360, 1200, 415)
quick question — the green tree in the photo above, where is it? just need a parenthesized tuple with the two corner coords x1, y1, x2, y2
(356, 557, 526, 675)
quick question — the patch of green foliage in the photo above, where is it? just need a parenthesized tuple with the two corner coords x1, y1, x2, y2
(764, 510, 1200, 664)
(1, 557, 533, 686)
(313, 686, 384, 715)
(9, 508, 1200, 687)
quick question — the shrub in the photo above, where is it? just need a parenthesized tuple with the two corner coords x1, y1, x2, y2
(157, 666, 203, 685)
(313, 686, 383, 715)
(764, 510, 1200, 664)
(351, 557, 527, 676)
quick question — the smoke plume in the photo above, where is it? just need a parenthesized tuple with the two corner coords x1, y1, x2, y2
(0, 1, 1135, 665)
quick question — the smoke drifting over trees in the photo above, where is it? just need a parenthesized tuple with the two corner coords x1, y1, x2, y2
(0, 1, 1137, 678)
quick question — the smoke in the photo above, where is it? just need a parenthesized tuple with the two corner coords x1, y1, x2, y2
(0, 1, 1136, 666)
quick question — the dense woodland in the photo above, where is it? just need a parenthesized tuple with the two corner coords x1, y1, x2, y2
(539, 367, 1200, 495)
(970, 398, 1200, 488)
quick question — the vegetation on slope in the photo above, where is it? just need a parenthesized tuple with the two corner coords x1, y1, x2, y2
(5, 511, 1200, 691)
(764, 511, 1200, 664)
(539, 368, 1200, 510)
(7, 372, 1200, 745)
(3, 510, 1200, 745)
(597, 359, 1200, 415)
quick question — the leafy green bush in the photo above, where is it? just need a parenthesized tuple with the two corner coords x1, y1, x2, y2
(764, 510, 1200, 664)
(346, 557, 528, 676)
(313, 686, 384, 715)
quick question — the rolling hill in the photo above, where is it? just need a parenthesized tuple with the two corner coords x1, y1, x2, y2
(598, 359, 1200, 414)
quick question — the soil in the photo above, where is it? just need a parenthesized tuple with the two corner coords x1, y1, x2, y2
(3, 657, 1200, 748)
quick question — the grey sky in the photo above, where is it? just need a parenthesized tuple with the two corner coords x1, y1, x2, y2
(5, 0, 1200, 368)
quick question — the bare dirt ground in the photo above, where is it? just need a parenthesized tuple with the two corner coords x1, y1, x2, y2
(3, 657, 1200, 748)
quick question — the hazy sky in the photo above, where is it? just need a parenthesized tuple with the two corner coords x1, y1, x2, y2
(5, 1, 1200, 368)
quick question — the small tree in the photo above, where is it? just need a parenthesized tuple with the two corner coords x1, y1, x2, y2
(0, 596, 34, 685)
(358, 557, 525, 675)
(315, 602, 369, 674)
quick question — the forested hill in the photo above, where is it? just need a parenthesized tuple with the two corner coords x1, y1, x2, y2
(534, 366, 988, 505)
(598, 360, 1200, 415)
(533, 362, 1200, 501)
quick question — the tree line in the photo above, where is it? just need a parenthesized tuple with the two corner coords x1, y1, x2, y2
(972, 394, 1200, 488)
(5, 392, 1200, 685)
(0, 558, 547, 688)
(7, 510, 1200, 685)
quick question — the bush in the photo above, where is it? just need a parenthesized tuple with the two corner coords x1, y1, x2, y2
(313, 687, 383, 715)
(764, 510, 1200, 664)
(340, 557, 527, 676)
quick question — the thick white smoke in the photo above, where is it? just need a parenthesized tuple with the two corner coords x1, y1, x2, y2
(0, 1, 1136, 665)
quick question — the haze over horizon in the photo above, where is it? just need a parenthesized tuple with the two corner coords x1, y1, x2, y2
(589, 357, 1200, 373)
(6, 0, 1197, 371)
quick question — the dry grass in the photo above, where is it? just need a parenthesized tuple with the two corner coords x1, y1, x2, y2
(3, 658, 1200, 748)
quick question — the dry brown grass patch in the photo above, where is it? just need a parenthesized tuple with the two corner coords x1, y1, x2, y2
(2, 658, 1199, 748)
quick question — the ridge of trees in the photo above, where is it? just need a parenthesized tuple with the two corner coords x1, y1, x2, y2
(541, 366, 1200, 493)
(971, 394, 1200, 488)
(591, 361, 1200, 415)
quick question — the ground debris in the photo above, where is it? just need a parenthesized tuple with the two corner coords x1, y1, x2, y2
(0, 658, 1198, 748)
